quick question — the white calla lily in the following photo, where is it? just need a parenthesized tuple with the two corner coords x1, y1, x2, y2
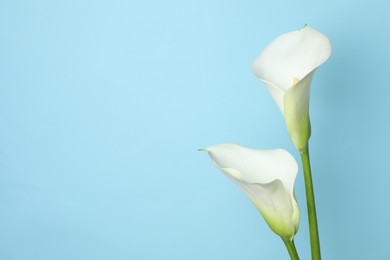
(252, 26, 332, 151)
(203, 144, 299, 240)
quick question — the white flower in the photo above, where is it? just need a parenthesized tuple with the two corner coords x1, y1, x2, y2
(252, 26, 332, 151)
(202, 144, 299, 240)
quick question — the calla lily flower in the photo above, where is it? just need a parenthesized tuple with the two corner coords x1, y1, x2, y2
(202, 144, 299, 240)
(252, 26, 332, 151)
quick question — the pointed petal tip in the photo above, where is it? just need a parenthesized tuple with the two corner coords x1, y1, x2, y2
(198, 148, 209, 152)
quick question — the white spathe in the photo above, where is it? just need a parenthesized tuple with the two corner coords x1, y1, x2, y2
(204, 144, 299, 240)
(252, 26, 332, 151)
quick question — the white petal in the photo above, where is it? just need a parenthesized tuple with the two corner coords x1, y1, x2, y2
(261, 79, 286, 114)
(284, 70, 315, 150)
(204, 144, 299, 238)
(232, 178, 296, 238)
(205, 144, 297, 195)
(252, 26, 331, 91)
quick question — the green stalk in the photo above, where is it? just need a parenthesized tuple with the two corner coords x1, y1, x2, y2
(282, 238, 300, 260)
(300, 145, 321, 260)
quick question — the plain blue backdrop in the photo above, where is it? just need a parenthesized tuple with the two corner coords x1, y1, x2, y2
(1, 0, 390, 259)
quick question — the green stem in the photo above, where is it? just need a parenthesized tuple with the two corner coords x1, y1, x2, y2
(282, 238, 300, 260)
(300, 145, 321, 260)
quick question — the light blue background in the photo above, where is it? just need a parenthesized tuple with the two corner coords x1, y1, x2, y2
(1, 0, 389, 259)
